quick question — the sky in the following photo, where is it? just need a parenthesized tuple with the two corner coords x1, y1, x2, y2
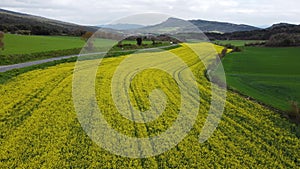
(1, 0, 300, 27)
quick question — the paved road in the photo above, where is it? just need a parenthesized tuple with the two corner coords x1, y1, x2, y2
(0, 54, 80, 73)
(0, 45, 178, 73)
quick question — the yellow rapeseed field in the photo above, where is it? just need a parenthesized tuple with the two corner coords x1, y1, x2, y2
(0, 43, 299, 168)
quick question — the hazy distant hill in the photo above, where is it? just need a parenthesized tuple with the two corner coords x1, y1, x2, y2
(213, 23, 300, 40)
(0, 8, 97, 36)
(1, 8, 297, 41)
(99, 23, 145, 30)
(207, 23, 300, 40)
(129, 17, 260, 34)
(267, 23, 298, 30)
(127, 18, 196, 34)
(189, 19, 260, 33)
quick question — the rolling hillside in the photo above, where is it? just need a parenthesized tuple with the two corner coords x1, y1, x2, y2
(207, 23, 300, 40)
(0, 8, 97, 36)
(189, 19, 260, 33)
(131, 17, 260, 34)
(98, 23, 145, 30)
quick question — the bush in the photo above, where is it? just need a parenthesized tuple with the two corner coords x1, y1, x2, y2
(232, 46, 242, 52)
(266, 33, 300, 47)
(245, 41, 266, 47)
(214, 43, 242, 52)
(0, 31, 4, 50)
(136, 37, 143, 46)
(287, 101, 300, 124)
(218, 48, 228, 58)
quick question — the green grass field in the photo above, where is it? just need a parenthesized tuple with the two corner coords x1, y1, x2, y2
(122, 40, 154, 45)
(214, 40, 265, 47)
(0, 34, 85, 55)
(0, 34, 141, 56)
(214, 47, 300, 111)
(0, 43, 299, 168)
(0, 34, 172, 65)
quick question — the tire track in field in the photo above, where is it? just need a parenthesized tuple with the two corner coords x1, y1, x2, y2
(112, 48, 204, 163)
(185, 48, 299, 167)
(0, 70, 66, 137)
(128, 47, 220, 158)
(187, 62, 298, 168)
(186, 57, 289, 163)
(218, 114, 296, 167)
(124, 49, 201, 164)
(173, 49, 298, 167)
(128, 62, 170, 167)
(220, 99, 298, 167)
(121, 61, 157, 163)
(111, 52, 178, 164)
(0, 68, 73, 143)
(0, 72, 76, 166)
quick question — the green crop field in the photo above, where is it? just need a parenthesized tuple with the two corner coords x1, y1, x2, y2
(214, 40, 265, 47)
(121, 40, 155, 45)
(0, 34, 127, 55)
(214, 47, 300, 111)
(0, 34, 171, 65)
(0, 34, 86, 55)
(0, 34, 140, 65)
(0, 43, 299, 168)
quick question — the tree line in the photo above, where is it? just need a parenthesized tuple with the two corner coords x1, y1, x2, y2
(207, 24, 300, 47)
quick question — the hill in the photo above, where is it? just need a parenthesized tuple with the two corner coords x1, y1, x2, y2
(0, 8, 97, 36)
(98, 23, 145, 30)
(207, 23, 300, 40)
(130, 18, 260, 34)
(189, 19, 260, 33)
(267, 23, 297, 29)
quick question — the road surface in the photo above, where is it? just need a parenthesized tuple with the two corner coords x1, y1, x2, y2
(0, 45, 178, 73)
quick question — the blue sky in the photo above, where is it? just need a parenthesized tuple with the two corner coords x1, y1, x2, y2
(1, 0, 299, 27)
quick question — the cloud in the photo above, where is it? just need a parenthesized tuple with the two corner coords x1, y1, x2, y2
(1, 0, 300, 26)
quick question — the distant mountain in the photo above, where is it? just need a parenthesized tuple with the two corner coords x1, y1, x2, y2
(189, 19, 260, 33)
(0, 8, 97, 36)
(2, 8, 297, 41)
(129, 17, 260, 34)
(258, 25, 270, 29)
(207, 23, 300, 40)
(123, 18, 190, 34)
(99, 23, 145, 30)
(267, 23, 297, 29)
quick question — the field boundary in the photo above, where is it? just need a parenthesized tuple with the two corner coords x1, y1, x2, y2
(0, 44, 180, 73)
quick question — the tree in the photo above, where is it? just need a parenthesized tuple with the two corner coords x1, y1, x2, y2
(136, 37, 142, 46)
(150, 37, 156, 45)
(81, 32, 93, 42)
(288, 101, 300, 124)
(117, 40, 123, 47)
(0, 31, 4, 50)
(86, 41, 94, 51)
(219, 48, 228, 58)
(266, 33, 300, 47)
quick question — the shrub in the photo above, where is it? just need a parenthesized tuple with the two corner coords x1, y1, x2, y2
(136, 37, 143, 46)
(218, 47, 228, 58)
(287, 101, 300, 124)
(245, 41, 266, 47)
(266, 33, 300, 47)
(0, 31, 4, 50)
(232, 46, 242, 52)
